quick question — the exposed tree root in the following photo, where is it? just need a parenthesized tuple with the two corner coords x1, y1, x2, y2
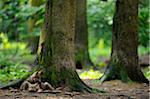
(100, 64, 149, 84)
(100, 66, 118, 83)
(125, 69, 149, 84)
(63, 71, 105, 93)
(20, 70, 54, 92)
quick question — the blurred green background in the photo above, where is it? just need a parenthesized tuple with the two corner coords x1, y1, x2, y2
(0, 0, 149, 83)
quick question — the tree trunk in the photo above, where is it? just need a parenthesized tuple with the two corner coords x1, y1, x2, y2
(27, 0, 45, 54)
(75, 0, 93, 69)
(37, 0, 92, 92)
(100, 0, 149, 84)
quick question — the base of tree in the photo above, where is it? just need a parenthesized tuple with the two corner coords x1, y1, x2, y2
(100, 63, 129, 83)
(18, 67, 97, 93)
(0, 68, 104, 93)
(40, 67, 95, 93)
(100, 61, 149, 84)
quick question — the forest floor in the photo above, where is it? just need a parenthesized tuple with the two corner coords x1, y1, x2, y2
(0, 79, 149, 99)
(0, 54, 149, 99)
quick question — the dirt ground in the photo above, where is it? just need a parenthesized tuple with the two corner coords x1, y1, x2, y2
(0, 80, 149, 99)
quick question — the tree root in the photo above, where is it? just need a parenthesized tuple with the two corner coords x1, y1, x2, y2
(99, 65, 117, 83)
(20, 81, 54, 92)
(100, 64, 149, 84)
(20, 70, 54, 92)
(68, 71, 105, 93)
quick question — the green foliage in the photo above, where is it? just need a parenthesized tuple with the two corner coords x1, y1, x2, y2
(0, 33, 33, 84)
(0, 62, 29, 83)
(88, 0, 115, 47)
(0, 33, 30, 54)
(0, 0, 45, 40)
(90, 39, 111, 57)
(138, 4, 149, 47)
(88, 0, 149, 67)
(88, 0, 149, 48)
(89, 39, 111, 66)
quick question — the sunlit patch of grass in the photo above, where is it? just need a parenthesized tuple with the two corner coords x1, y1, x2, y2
(79, 69, 103, 79)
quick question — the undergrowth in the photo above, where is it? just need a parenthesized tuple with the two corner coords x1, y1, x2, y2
(0, 33, 34, 84)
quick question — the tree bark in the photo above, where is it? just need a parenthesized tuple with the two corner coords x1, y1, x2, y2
(100, 0, 149, 84)
(75, 0, 93, 69)
(37, 0, 92, 92)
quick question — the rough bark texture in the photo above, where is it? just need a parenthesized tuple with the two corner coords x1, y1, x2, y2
(75, 0, 93, 69)
(37, 0, 92, 92)
(100, 0, 149, 84)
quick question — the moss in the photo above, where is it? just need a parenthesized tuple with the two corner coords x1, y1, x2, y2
(41, 66, 94, 93)
(59, 67, 83, 90)
(120, 66, 130, 82)
(58, 67, 105, 93)
(100, 55, 129, 82)
(49, 66, 59, 86)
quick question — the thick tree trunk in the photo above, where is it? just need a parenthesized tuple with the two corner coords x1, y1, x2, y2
(100, 0, 149, 84)
(75, 0, 93, 69)
(37, 0, 92, 92)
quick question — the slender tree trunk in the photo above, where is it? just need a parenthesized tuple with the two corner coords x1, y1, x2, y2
(27, 0, 45, 54)
(37, 0, 92, 92)
(75, 0, 93, 69)
(100, 0, 149, 84)
(37, 26, 46, 55)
